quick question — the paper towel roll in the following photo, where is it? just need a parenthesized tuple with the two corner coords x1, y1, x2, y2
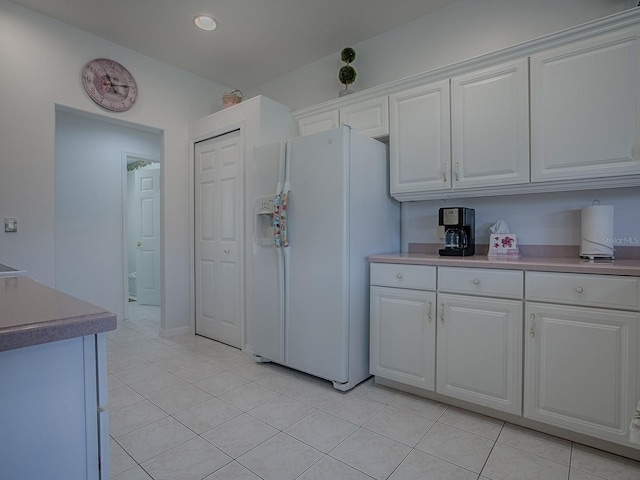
(581, 205, 614, 257)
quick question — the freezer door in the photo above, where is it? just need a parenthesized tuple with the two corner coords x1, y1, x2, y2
(250, 142, 286, 363)
(285, 127, 350, 383)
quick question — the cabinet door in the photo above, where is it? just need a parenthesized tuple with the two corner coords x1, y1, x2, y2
(370, 286, 436, 390)
(452, 58, 530, 189)
(524, 302, 639, 444)
(389, 80, 451, 197)
(530, 27, 640, 182)
(436, 293, 523, 414)
(340, 96, 389, 137)
(298, 110, 339, 136)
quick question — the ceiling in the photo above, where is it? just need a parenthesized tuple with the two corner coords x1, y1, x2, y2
(10, 0, 459, 90)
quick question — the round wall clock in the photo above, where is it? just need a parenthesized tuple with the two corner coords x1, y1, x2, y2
(82, 58, 138, 112)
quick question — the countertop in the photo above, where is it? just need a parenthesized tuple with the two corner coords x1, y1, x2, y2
(0, 276, 117, 352)
(368, 253, 640, 276)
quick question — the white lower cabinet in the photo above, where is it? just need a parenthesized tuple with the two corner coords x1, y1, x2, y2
(370, 286, 436, 390)
(524, 274, 640, 445)
(436, 293, 523, 414)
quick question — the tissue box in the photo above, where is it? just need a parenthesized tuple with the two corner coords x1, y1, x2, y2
(488, 234, 520, 258)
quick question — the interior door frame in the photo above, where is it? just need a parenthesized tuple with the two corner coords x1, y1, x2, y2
(188, 120, 246, 347)
(121, 151, 161, 321)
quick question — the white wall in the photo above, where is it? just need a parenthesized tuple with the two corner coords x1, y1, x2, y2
(55, 109, 161, 318)
(0, 1, 229, 335)
(250, 0, 635, 110)
(401, 188, 640, 251)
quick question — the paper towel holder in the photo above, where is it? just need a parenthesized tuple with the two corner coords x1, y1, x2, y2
(579, 200, 615, 262)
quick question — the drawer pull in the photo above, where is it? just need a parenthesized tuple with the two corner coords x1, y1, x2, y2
(440, 303, 445, 324)
(575, 286, 584, 294)
(473, 279, 480, 285)
(396, 273, 403, 279)
(529, 313, 536, 338)
(427, 301, 432, 322)
(442, 164, 448, 182)
(455, 162, 460, 181)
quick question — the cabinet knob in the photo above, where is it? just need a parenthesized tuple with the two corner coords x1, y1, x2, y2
(427, 301, 432, 322)
(440, 303, 445, 324)
(529, 313, 536, 338)
(396, 273, 403, 279)
(575, 286, 584, 294)
(442, 164, 448, 183)
(473, 279, 480, 285)
(455, 162, 460, 182)
(224, 249, 230, 254)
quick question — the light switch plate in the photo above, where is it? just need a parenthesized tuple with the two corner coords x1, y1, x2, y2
(4, 217, 17, 232)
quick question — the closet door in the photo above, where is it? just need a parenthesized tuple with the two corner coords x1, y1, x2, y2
(194, 130, 243, 348)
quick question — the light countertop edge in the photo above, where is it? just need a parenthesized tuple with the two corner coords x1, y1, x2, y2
(0, 276, 117, 352)
(368, 253, 640, 276)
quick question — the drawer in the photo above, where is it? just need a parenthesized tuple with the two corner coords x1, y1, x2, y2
(526, 271, 640, 311)
(438, 267, 524, 299)
(370, 263, 436, 291)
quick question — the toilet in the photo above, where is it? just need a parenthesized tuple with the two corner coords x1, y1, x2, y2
(128, 272, 137, 299)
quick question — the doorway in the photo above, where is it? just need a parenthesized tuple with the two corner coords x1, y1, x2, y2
(125, 155, 161, 325)
(54, 107, 162, 326)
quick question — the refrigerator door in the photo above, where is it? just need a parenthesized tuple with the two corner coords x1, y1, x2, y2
(285, 127, 351, 383)
(250, 142, 286, 363)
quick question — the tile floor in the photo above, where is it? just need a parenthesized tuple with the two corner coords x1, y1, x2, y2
(107, 303, 640, 479)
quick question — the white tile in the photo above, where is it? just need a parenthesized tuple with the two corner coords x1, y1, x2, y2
(207, 351, 251, 370)
(170, 362, 223, 384)
(141, 436, 231, 480)
(153, 352, 204, 372)
(108, 373, 126, 391)
(230, 361, 274, 381)
(285, 379, 344, 408)
(569, 469, 605, 480)
(388, 449, 479, 480)
(194, 371, 250, 396)
(285, 410, 359, 453)
(109, 385, 145, 411)
(144, 382, 212, 414)
(570, 444, 640, 480)
(218, 382, 280, 411)
(201, 413, 279, 459)
(438, 408, 504, 440)
(108, 351, 149, 373)
(320, 392, 385, 426)
(237, 432, 323, 480)
(329, 427, 412, 480)
(352, 377, 400, 405)
(130, 373, 188, 398)
(389, 392, 448, 420)
(173, 397, 242, 434)
(415, 422, 493, 473)
(248, 395, 316, 430)
(481, 443, 569, 480)
(114, 416, 196, 463)
(110, 438, 137, 476)
(109, 398, 168, 436)
(203, 461, 262, 480)
(497, 423, 571, 465)
(254, 371, 303, 394)
(111, 464, 153, 480)
(112, 362, 166, 386)
(364, 405, 435, 447)
(297, 455, 374, 480)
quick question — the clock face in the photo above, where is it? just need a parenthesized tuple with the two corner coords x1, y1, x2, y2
(82, 58, 137, 112)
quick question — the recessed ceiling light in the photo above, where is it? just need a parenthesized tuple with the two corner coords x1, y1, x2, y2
(194, 15, 217, 31)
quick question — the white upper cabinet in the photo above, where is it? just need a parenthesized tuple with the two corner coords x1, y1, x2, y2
(530, 26, 640, 182)
(389, 79, 451, 197)
(451, 58, 530, 189)
(296, 96, 389, 138)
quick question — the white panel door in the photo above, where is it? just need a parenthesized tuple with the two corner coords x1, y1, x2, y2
(194, 130, 243, 348)
(530, 27, 640, 181)
(134, 167, 160, 306)
(437, 293, 523, 414)
(370, 286, 436, 390)
(389, 79, 451, 196)
(451, 58, 530, 189)
(524, 302, 639, 443)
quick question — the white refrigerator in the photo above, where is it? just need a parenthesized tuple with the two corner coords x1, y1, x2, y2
(249, 126, 400, 391)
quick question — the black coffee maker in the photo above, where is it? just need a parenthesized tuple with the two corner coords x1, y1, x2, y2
(438, 207, 475, 256)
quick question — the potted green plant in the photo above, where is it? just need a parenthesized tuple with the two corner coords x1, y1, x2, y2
(338, 47, 357, 97)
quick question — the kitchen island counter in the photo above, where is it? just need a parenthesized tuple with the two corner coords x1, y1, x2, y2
(0, 275, 116, 352)
(369, 252, 640, 276)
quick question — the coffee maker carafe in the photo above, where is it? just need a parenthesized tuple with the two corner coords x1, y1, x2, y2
(439, 207, 475, 256)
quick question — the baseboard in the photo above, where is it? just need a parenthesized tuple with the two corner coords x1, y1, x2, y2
(159, 325, 191, 338)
